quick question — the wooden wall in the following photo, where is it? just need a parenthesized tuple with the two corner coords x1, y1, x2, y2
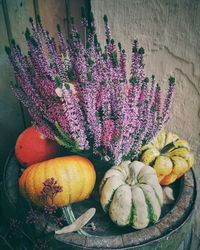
(0, 0, 89, 174)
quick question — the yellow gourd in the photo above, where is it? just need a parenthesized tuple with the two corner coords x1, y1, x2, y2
(140, 129, 194, 185)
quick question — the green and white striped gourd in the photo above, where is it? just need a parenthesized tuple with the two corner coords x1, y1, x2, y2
(100, 161, 163, 229)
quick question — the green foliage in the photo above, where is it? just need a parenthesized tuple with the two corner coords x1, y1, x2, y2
(55, 122, 80, 153)
(56, 24, 61, 32)
(55, 76, 62, 88)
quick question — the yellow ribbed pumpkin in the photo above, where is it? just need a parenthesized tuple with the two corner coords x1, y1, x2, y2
(19, 155, 96, 207)
(140, 129, 194, 185)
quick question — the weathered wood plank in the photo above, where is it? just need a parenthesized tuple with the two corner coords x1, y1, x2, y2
(190, 233, 200, 250)
(5, 0, 35, 53)
(38, 0, 88, 42)
(38, 0, 68, 41)
(3, 0, 37, 128)
(0, 0, 24, 173)
(67, 0, 87, 42)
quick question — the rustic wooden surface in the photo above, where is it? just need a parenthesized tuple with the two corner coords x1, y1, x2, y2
(0, 0, 87, 175)
(190, 233, 200, 250)
(0, 0, 25, 173)
(38, 0, 68, 43)
(2, 152, 196, 250)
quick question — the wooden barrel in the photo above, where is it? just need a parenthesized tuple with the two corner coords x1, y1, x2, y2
(2, 151, 196, 250)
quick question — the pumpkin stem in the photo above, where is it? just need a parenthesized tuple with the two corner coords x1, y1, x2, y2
(160, 142, 175, 154)
(62, 205, 92, 236)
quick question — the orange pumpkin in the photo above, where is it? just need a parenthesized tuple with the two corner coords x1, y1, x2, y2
(15, 126, 59, 167)
(19, 155, 96, 207)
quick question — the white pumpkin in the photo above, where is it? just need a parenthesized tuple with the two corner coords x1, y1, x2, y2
(100, 161, 163, 229)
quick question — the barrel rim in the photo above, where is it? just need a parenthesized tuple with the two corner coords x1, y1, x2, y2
(55, 206, 195, 250)
(55, 169, 197, 249)
(3, 149, 17, 207)
(3, 151, 197, 249)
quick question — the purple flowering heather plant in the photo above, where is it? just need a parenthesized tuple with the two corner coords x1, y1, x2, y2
(5, 10, 175, 164)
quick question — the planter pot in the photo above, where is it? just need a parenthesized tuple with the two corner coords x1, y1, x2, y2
(2, 151, 196, 250)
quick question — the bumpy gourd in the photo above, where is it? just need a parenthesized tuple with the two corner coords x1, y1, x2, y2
(100, 161, 163, 229)
(140, 129, 194, 185)
(19, 155, 96, 207)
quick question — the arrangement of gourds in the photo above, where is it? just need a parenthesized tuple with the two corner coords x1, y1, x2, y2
(5, 9, 194, 237)
(15, 126, 194, 232)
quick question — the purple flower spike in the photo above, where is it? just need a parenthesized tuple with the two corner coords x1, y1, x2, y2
(6, 12, 175, 164)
